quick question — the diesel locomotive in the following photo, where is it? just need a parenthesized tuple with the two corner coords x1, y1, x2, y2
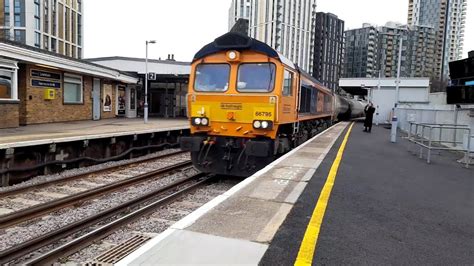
(180, 32, 360, 177)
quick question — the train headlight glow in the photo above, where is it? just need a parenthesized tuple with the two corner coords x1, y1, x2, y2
(194, 117, 202, 125)
(226, 50, 240, 61)
(253, 120, 273, 130)
(191, 117, 210, 126)
(228, 51, 237, 60)
(253, 120, 261, 129)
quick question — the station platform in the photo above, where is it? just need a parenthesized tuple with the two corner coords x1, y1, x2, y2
(0, 118, 189, 149)
(118, 121, 473, 265)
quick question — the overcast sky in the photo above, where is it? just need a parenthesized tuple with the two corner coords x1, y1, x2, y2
(84, 0, 474, 62)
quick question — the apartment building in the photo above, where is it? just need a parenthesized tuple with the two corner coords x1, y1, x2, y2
(228, 0, 251, 31)
(343, 24, 379, 78)
(0, 0, 83, 59)
(408, 0, 468, 80)
(344, 22, 435, 79)
(312, 12, 344, 91)
(248, 0, 317, 73)
(377, 22, 435, 78)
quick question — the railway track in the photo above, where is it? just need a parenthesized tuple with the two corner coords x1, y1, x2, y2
(0, 149, 188, 198)
(0, 150, 189, 224)
(0, 172, 213, 265)
(0, 146, 243, 264)
(0, 160, 192, 229)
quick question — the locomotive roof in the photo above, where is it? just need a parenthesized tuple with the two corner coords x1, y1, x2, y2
(193, 32, 295, 69)
(193, 32, 330, 93)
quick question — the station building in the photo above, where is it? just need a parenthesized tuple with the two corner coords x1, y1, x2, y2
(0, 40, 138, 129)
(87, 56, 190, 118)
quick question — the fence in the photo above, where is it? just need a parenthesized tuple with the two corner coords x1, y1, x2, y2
(406, 122, 472, 168)
(398, 106, 474, 149)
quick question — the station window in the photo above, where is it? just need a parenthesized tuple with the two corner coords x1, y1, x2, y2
(63, 74, 83, 104)
(283, 69, 293, 96)
(0, 70, 13, 99)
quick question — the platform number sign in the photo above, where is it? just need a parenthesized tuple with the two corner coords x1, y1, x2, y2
(147, 72, 156, 81)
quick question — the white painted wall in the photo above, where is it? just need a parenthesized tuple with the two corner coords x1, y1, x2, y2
(340, 78, 430, 124)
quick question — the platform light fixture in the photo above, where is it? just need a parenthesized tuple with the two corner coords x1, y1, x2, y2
(144, 40, 157, 124)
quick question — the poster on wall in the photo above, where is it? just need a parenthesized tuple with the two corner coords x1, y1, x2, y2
(103, 84, 112, 112)
(117, 86, 126, 116)
(130, 88, 136, 110)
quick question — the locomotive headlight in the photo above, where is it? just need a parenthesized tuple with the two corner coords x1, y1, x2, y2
(194, 117, 202, 125)
(253, 120, 261, 129)
(261, 121, 269, 129)
(191, 117, 210, 126)
(226, 50, 240, 61)
(228, 51, 237, 60)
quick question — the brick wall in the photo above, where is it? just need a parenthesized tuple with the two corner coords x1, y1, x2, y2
(0, 102, 19, 128)
(19, 65, 94, 125)
(15, 64, 127, 125)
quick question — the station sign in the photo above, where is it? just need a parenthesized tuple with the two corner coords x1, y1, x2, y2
(31, 69, 62, 89)
(148, 72, 156, 81)
(31, 70, 61, 80)
(31, 79, 61, 88)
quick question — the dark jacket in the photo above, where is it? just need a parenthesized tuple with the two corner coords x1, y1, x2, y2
(364, 105, 376, 127)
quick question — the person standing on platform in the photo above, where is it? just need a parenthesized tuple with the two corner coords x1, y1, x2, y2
(363, 102, 376, 133)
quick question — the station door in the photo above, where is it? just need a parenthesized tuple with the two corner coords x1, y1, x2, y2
(150, 89, 175, 117)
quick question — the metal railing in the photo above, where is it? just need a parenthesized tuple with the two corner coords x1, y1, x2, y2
(406, 122, 472, 168)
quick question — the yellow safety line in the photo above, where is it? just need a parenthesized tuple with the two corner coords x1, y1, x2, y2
(294, 122, 354, 266)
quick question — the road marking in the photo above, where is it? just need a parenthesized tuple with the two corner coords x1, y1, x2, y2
(294, 122, 354, 266)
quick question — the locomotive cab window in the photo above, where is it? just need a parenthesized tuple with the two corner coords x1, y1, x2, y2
(282, 70, 293, 96)
(237, 63, 276, 92)
(194, 64, 230, 92)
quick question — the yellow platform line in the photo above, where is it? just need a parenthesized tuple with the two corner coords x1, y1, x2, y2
(294, 122, 354, 266)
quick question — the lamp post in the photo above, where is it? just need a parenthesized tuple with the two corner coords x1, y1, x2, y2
(144, 40, 156, 124)
(391, 36, 403, 143)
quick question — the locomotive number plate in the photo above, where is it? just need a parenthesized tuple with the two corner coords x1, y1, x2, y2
(253, 107, 274, 120)
(255, 111, 272, 117)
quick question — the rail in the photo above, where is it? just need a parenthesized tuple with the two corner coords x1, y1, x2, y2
(0, 150, 188, 197)
(406, 122, 472, 167)
(0, 172, 211, 265)
(23, 174, 213, 265)
(0, 160, 192, 228)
